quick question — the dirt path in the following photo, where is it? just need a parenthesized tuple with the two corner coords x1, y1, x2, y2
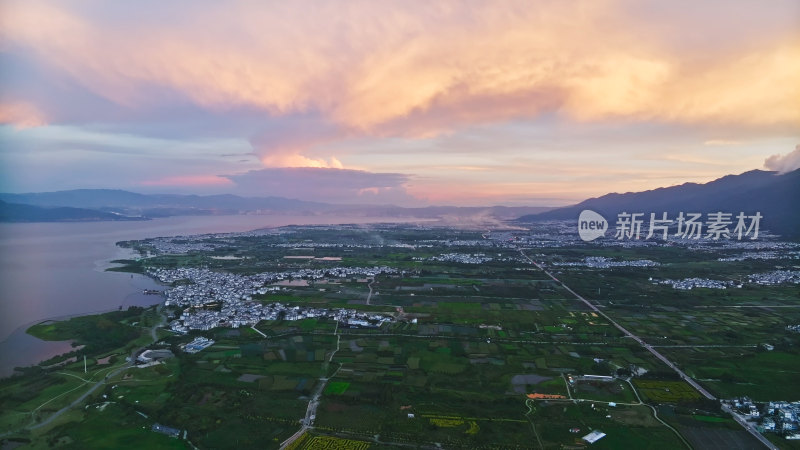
(25, 307, 167, 431)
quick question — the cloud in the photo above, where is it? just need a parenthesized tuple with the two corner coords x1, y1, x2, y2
(704, 139, 742, 146)
(2, 0, 798, 139)
(260, 153, 343, 169)
(248, 118, 347, 168)
(225, 167, 416, 204)
(139, 175, 234, 187)
(2, 1, 798, 204)
(764, 145, 800, 173)
(0, 102, 46, 128)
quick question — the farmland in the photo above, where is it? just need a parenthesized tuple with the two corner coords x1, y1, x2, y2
(2, 223, 799, 448)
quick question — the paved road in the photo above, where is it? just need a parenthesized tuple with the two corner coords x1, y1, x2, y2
(722, 404, 779, 450)
(651, 344, 757, 348)
(518, 250, 717, 401)
(518, 249, 783, 449)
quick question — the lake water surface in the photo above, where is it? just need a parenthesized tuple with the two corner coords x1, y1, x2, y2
(0, 215, 412, 377)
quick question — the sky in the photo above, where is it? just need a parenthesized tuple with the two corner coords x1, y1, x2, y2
(0, 0, 798, 206)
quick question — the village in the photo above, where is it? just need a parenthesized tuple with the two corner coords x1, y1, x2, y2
(147, 266, 397, 333)
(171, 302, 392, 333)
(652, 270, 800, 290)
(151, 266, 398, 308)
(724, 397, 800, 440)
(552, 256, 659, 268)
(655, 277, 738, 290)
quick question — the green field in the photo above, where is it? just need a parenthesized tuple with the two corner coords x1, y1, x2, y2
(4, 224, 799, 448)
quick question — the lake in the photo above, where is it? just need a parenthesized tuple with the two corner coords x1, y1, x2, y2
(0, 214, 414, 377)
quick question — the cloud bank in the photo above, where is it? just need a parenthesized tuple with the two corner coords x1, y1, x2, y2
(1, 0, 798, 204)
(764, 145, 800, 174)
(2, 0, 798, 138)
(225, 168, 415, 204)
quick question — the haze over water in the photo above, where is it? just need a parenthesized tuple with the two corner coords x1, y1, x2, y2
(0, 215, 411, 377)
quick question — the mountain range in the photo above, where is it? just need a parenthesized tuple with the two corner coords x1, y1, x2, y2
(517, 169, 800, 238)
(0, 200, 143, 222)
(2, 168, 797, 237)
(0, 190, 550, 223)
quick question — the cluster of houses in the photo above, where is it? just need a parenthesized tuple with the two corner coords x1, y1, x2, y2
(148, 265, 397, 333)
(718, 250, 800, 262)
(730, 397, 763, 419)
(747, 270, 800, 286)
(273, 241, 415, 249)
(711, 239, 799, 251)
(149, 265, 398, 309)
(418, 252, 496, 264)
(653, 277, 738, 290)
(651, 270, 799, 290)
(142, 235, 230, 254)
(153, 268, 274, 306)
(552, 256, 659, 268)
(728, 398, 800, 439)
(170, 302, 392, 333)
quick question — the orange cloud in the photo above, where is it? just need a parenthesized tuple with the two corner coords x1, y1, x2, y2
(2, 0, 798, 138)
(0, 101, 46, 128)
(261, 153, 343, 169)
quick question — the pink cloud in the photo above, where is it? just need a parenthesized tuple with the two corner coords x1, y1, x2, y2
(3, 1, 798, 138)
(225, 168, 417, 204)
(0, 101, 47, 129)
(140, 175, 234, 187)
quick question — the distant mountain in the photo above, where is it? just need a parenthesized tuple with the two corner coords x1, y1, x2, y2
(333, 205, 553, 220)
(517, 169, 800, 238)
(0, 200, 144, 222)
(0, 189, 553, 223)
(0, 189, 328, 214)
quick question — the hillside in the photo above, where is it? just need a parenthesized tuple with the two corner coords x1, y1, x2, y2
(518, 169, 800, 238)
(0, 200, 144, 222)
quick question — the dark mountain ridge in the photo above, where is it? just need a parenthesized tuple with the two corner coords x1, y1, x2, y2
(518, 169, 800, 238)
(0, 200, 144, 222)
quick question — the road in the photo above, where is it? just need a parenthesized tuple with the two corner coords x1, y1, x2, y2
(651, 344, 757, 348)
(365, 278, 376, 305)
(27, 308, 167, 431)
(518, 250, 716, 400)
(280, 322, 342, 449)
(722, 404, 779, 450)
(518, 249, 785, 449)
(29, 361, 131, 430)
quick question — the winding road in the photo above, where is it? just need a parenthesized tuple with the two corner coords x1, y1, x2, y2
(26, 306, 166, 431)
(365, 279, 376, 305)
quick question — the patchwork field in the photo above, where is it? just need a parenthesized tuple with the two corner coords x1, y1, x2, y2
(4, 224, 799, 448)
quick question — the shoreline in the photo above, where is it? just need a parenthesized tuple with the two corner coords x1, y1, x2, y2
(0, 216, 431, 379)
(0, 262, 166, 380)
(0, 297, 165, 380)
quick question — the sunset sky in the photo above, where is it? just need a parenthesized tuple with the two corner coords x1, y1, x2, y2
(1, 0, 798, 206)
